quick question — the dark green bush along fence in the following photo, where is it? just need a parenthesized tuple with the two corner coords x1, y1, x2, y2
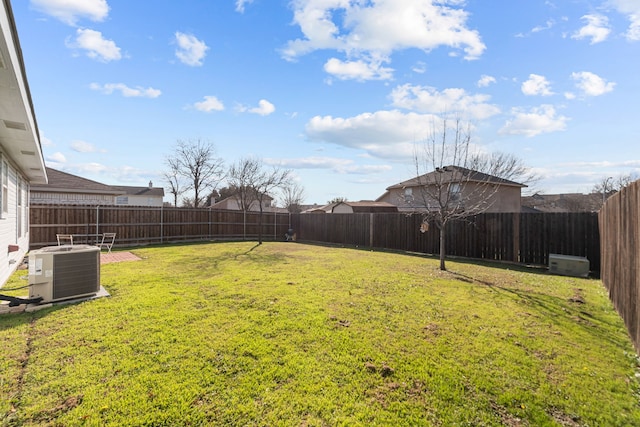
(29, 205, 293, 248)
(291, 212, 600, 270)
(599, 181, 640, 352)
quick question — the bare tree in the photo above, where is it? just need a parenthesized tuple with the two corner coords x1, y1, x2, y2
(166, 139, 225, 208)
(163, 156, 184, 207)
(328, 197, 347, 204)
(592, 173, 639, 203)
(227, 157, 292, 244)
(468, 151, 541, 195)
(409, 117, 533, 271)
(280, 181, 306, 213)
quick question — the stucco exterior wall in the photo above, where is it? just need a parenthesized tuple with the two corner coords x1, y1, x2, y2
(382, 183, 522, 213)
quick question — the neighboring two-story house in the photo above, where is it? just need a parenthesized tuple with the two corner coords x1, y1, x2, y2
(1, 0, 48, 286)
(377, 166, 526, 213)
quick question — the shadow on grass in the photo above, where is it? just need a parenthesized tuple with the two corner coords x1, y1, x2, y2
(448, 268, 629, 350)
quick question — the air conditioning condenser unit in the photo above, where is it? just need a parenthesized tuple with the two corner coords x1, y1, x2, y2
(28, 245, 101, 303)
(548, 253, 589, 278)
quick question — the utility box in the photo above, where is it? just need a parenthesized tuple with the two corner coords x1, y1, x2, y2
(548, 253, 590, 278)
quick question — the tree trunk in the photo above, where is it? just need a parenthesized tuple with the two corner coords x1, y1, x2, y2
(439, 224, 446, 271)
(258, 206, 263, 245)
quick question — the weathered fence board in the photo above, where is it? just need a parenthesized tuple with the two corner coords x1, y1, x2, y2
(600, 181, 640, 352)
(30, 205, 293, 248)
(291, 211, 600, 270)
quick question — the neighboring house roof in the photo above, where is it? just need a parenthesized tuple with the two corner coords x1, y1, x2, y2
(521, 193, 603, 213)
(0, 0, 47, 184)
(302, 202, 338, 213)
(303, 201, 398, 213)
(31, 167, 124, 195)
(386, 165, 527, 190)
(334, 201, 398, 213)
(112, 184, 164, 198)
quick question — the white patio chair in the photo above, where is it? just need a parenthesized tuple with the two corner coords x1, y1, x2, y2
(99, 233, 116, 253)
(56, 234, 74, 246)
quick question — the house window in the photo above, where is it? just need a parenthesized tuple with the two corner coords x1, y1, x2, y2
(1, 160, 8, 217)
(403, 187, 414, 203)
(449, 183, 461, 201)
(17, 179, 22, 236)
(25, 182, 29, 235)
(116, 196, 129, 205)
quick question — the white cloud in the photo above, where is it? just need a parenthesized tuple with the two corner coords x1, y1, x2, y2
(609, 0, 640, 41)
(272, 157, 392, 174)
(76, 162, 110, 174)
(235, 0, 254, 13)
(251, 99, 276, 116)
(389, 84, 500, 120)
(238, 99, 276, 116)
(323, 57, 394, 81)
(412, 61, 427, 74)
(40, 135, 54, 147)
(90, 83, 161, 98)
(30, 0, 109, 26)
(70, 140, 103, 153)
(499, 105, 569, 137)
(193, 96, 225, 112)
(521, 74, 554, 96)
(282, 0, 485, 81)
(477, 75, 496, 87)
(305, 110, 439, 160)
(175, 32, 209, 66)
(67, 28, 121, 62)
(572, 14, 611, 44)
(47, 152, 67, 163)
(531, 19, 556, 33)
(570, 71, 615, 96)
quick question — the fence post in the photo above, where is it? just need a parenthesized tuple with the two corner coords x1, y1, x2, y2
(96, 205, 100, 235)
(369, 213, 374, 248)
(160, 205, 164, 244)
(513, 213, 520, 262)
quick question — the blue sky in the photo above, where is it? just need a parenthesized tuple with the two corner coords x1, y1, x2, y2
(11, 0, 640, 205)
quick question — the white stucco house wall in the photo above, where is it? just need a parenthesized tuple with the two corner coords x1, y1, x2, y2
(0, 0, 48, 286)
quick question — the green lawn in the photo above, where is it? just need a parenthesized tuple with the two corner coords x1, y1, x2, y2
(1, 242, 639, 426)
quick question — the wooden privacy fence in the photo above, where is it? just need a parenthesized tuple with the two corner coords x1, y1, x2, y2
(30, 205, 292, 248)
(291, 212, 601, 271)
(29, 206, 600, 271)
(599, 180, 640, 352)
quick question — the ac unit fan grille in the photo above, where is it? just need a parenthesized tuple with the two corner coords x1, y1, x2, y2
(53, 251, 100, 300)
